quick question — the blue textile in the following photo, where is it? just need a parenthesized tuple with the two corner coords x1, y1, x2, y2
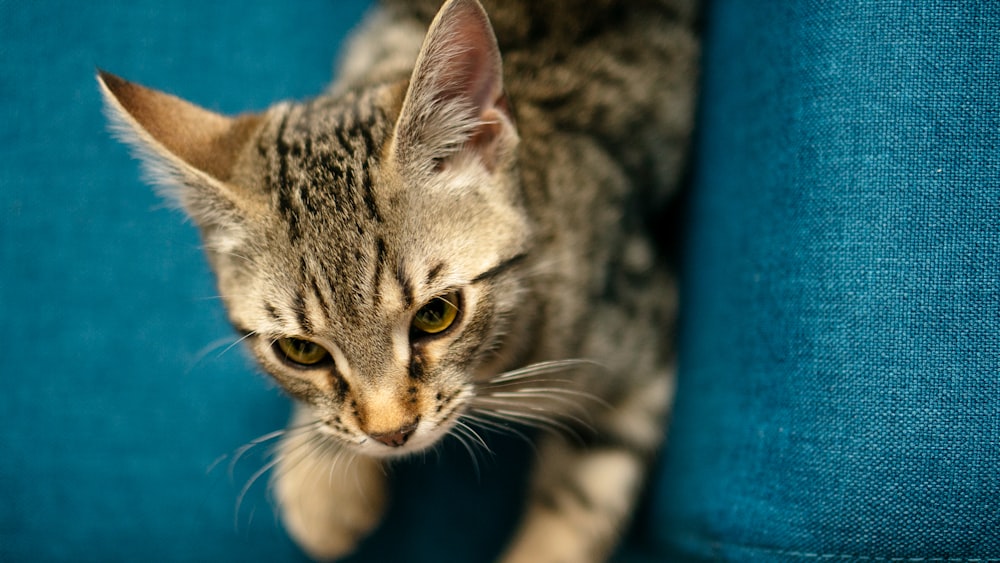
(653, 1, 1000, 561)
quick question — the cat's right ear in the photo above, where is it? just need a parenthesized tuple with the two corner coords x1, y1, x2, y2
(390, 0, 516, 177)
(97, 70, 264, 238)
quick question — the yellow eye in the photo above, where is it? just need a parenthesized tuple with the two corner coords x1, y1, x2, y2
(412, 293, 460, 335)
(276, 338, 330, 366)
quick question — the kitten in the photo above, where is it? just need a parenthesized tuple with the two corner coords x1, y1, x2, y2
(98, 0, 698, 560)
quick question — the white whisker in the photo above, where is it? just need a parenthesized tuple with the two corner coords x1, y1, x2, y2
(185, 335, 240, 374)
(462, 411, 540, 455)
(488, 387, 610, 409)
(454, 419, 491, 453)
(235, 455, 285, 531)
(225, 420, 323, 480)
(472, 407, 578, 438)
(449, 425, 482, 479)
(217, 330, 258, 359)
(488, 359, 604, 383)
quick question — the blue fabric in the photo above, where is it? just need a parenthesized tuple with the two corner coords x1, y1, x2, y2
(654, 1, 1000, 561)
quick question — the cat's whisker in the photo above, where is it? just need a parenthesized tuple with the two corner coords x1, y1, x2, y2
(241, 430, 329, 527)
(460, 411, 517, 434)
(473, 398, 594, 438)
(206, 453, 229, 476)
(216, 329, 258, 359)
(227, 428, 287, 480)
(263, 432, 328, 496)
(454, 419, 491, 453)
(327, 444, 353, 488)
(487, 386, 611, 409)
(483, 390, 594, 416)
(462, 411, 542, 457)
(185, 335, 241, 374)
(204, 246, 255, 266)
(487, 359, 605, 383)
(479, 377, 577, 392)
(347, 454, 376, 502)
(470, 407, 580, 440)
(234, 454, 286, 531)
(226, 420, 323, 480)
(448, 424, 483, 479)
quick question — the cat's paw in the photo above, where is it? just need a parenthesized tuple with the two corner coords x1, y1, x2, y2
(273, 438, 386, 561)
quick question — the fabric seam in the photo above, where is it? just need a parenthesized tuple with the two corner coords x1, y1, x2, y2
(712, 542, 1000, 562)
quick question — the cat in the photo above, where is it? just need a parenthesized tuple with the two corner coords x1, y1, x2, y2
(98, 0, 698, 560)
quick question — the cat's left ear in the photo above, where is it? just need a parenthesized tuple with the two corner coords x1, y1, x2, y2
(391, 0, 516, 175)
(97, 70, 265, 246)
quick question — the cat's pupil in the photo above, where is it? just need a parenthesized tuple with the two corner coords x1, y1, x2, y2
(420, 301, 445, 323)
(412, 294, 459, 335)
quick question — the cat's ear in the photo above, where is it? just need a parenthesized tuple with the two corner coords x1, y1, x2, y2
(391, 0, 516, 175)
(97, 70, 264, 240)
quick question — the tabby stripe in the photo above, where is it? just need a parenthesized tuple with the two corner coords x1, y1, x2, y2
(274, 111, 292, 195)
(293, 291, 312, 335)
(372, 237, 387, 306)
(360, 167, 382, 222)
(409, 350, 426, 380)
(343, 165, 359, 214)
(274, 111, 303, 241)
(309, 274, 335, 321)
(473, 252, 528, 283)
(396, 264, 415, 309)
(298, 184, 318, 214)
(357, 107, 379, 156)
(334, 124, 353, 156)
(264, 302, 282, 324)
(426, 262, 446, 285)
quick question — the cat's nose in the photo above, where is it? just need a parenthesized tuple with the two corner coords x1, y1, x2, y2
(369, 421, 418, 447)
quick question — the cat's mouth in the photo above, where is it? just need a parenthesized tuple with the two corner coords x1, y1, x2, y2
(315, 386, 473, 458)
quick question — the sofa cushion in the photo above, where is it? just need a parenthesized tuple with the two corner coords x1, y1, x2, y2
(653, 2, 1000, 560)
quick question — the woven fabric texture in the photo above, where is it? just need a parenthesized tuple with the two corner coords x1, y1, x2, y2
(653, 1, 1000, 560)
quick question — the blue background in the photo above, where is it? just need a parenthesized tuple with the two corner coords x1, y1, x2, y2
(3, 1, 999, 562)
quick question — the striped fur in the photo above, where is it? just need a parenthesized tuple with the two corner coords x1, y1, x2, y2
(99, 0, 698, 560)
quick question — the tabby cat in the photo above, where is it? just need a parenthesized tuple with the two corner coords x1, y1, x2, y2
(98, 0, 698, 560)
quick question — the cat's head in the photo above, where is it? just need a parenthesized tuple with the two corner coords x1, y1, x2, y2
(100, 0, 533, 456)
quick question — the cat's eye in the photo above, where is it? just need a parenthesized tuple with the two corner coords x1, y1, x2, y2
(275, 338, 330, 367)
(411, 293, 460, 336)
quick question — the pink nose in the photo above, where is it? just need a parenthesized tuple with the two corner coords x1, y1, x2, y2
(369, 421, 418, 447)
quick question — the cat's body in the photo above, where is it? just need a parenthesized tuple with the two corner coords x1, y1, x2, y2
(99, 0, 698, 560)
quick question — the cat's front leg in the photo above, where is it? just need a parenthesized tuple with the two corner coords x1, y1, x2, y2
(273, 406, 387, 561)
(499, 374, 672, 563)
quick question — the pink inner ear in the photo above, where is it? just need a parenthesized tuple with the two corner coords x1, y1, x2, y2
(395, 0, 514, 172)
(447, 24, 503, 111)
(424, 0, 505, 116)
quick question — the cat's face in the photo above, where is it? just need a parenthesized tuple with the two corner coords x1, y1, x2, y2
(218, 92, 529, 457)
(100, 0, 529, 456)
